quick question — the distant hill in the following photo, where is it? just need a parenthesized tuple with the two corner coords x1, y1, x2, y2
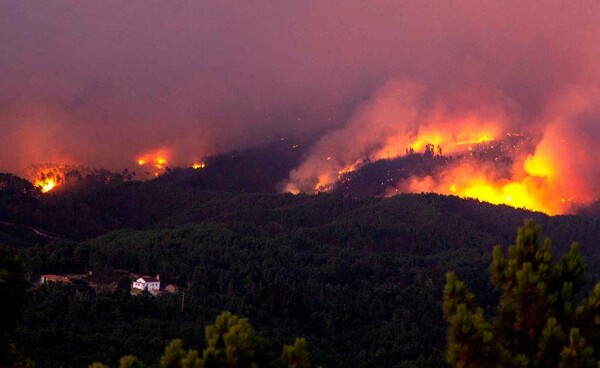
(2, 136, 600, 250)
(151, 138, 308, 193)
(5, 143, 600, 366)
(10, 188, 600, 367)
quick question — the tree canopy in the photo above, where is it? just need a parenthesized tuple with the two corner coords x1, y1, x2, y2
(91, 312, 309, 368)
(444, 220, 600, 367)
(0, 243, 29, 366)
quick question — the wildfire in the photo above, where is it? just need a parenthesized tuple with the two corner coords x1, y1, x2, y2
(523, 154, 555, 179)
(384, 141, 572, 215)
(301, 125, 500, 194)
(285, 117, 575, 214)
(155, 158, 167, 169)
(338, 162, 361, 177)
(407, 134, 444, 152)
(315, 173, 334, 192)
(135, 148, 208, 176)
(192, 162, 206, 169)
(136, 148, 171, 176)
(27, 165, 68, 193)
(455, 134, 494, 146)
(38, 179, 56, 193)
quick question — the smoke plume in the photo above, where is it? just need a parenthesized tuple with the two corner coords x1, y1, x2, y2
(2, 1, 600, 213)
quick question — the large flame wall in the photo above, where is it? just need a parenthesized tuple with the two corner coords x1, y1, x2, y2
(283, 83, 600, 215)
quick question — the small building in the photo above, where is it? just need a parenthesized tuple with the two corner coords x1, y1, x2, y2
(132, 275, 160, 292)
(40, 274, 71, 284)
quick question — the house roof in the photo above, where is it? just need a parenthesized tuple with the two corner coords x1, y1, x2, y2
(139, 276, 159, 283)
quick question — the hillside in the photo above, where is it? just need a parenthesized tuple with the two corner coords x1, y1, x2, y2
(1, 175, 599, 366)
(4, 147, 600, 367)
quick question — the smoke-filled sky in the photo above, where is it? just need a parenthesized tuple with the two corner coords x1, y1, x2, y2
(1, 0, 600, 177)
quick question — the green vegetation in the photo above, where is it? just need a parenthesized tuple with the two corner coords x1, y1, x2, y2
(90, 312, 309, 368)
(4, 171, 600, 367)
(280, 338, 310, 368)
(0, 244, 29, 367)
(444, 220, 600, 367)
(16, 223, 460, 367)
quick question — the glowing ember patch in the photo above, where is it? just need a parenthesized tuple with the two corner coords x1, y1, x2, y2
(192, 162, 206, 169)
(154, 157, 167, 169)
(135, 148, 171, 177)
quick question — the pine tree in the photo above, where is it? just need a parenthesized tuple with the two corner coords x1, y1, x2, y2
(119, 355, 144, 368)
(444, 220, 600, 367)
(280, 338, 310, 368)
(160, 339, 187, 368)
(181, 349, 202, 368)
(89, 363, 110, 368)
(201, 312, 258, 368)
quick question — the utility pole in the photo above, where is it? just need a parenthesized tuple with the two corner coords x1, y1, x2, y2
(181, 290, 185, 312)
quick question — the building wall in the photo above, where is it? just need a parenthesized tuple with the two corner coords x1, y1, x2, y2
(132, 280, 160, 291)
(147, 282, 160, 291)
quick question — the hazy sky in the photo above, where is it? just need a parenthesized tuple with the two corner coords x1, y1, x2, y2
(1, 1, 600, 172)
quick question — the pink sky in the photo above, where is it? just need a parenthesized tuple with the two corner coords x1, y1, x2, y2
(1, 1, 600, 173)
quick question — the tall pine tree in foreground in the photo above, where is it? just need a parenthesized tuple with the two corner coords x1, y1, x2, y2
(444, 220, 600, 367)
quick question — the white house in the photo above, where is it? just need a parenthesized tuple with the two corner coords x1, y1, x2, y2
(40, 274, 71, 284)
(132, 275, 160, 292)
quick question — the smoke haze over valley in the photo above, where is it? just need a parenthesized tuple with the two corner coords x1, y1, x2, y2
(3, 1, 600, 213)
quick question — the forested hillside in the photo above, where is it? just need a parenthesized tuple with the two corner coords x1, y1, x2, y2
(2, 174, 600, 366)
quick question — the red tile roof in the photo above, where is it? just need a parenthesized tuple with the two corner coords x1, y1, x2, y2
(140, 276, 159, 283)
(41, 274, 71, 283)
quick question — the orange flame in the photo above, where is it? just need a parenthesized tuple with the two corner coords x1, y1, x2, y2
(283, 82, 600, 215)
(375, 118, 501, 160)
(192, 162, 206, 169)
(286, 114, 503, 193)
(136, 148, 171, 176)
(286, 113, 574, 214)
(337, 162, 361, 177)
(387, 147, 570, 215)
(27, 165, 68, 193)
